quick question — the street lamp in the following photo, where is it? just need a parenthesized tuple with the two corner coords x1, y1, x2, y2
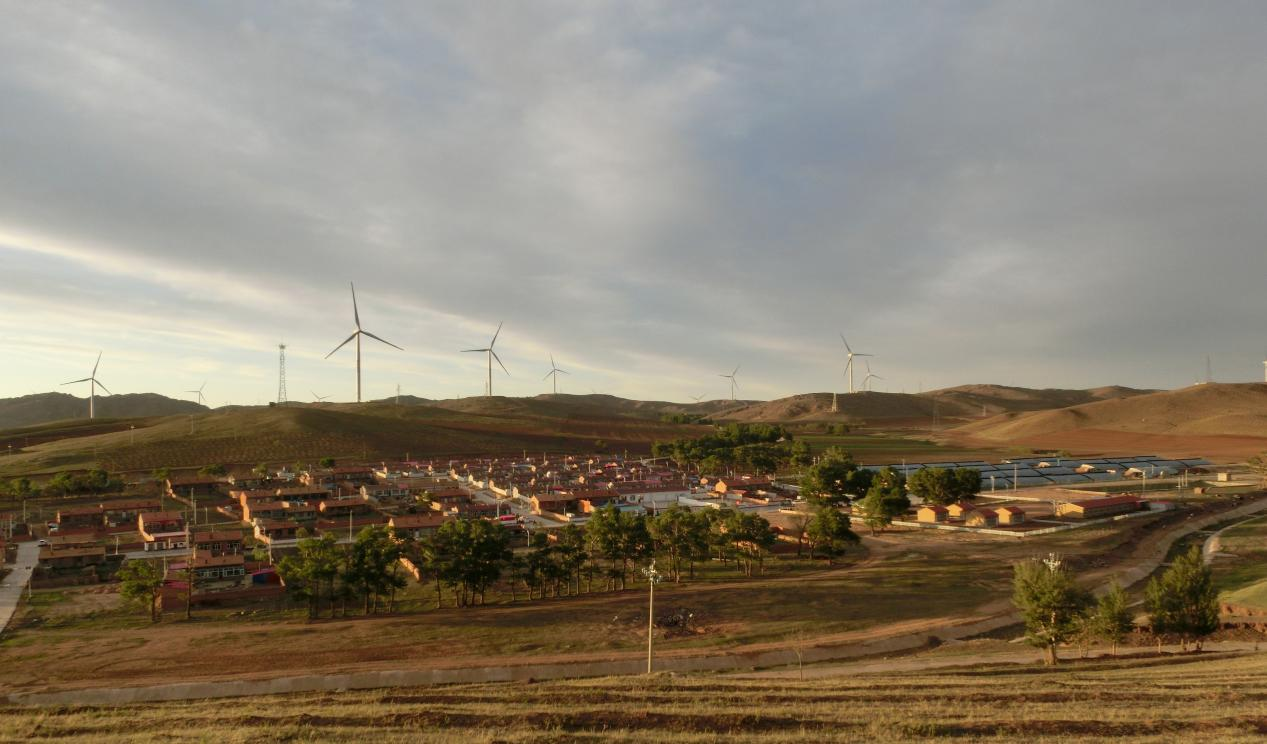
(642, 560, 663, 674)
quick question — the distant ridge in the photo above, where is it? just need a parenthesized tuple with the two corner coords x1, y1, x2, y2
(0, 392, 207, 430)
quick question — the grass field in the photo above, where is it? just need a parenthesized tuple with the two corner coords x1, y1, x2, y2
(6, 650, 1267, 742)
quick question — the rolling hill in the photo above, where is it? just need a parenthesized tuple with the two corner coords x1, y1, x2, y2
(956, 383, 1267, 440)
(0, 392, 207, 430)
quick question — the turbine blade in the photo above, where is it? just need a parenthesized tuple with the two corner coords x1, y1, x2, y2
(489, 321, 503, 348)
(491, 349, 509, 375)
(95, 380, 112, 395)
(92, 351, 102, 376)
(461, 348, 489, 353)
(63, 378, 92, 385)
(840, 334, 852, 353)
(558, 369, 569, 375)
(361, 330, 403, 351)
(855, 353, 873, 357)
(732, 365, 741, 376)
(550, 353, 556, 369)
(543, 370, 554, 381)
(351, 282, 360, 329)
(325, 332, 359, 359)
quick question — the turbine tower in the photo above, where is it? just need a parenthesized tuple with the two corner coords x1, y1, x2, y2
(462, 321, 508, 397)
(841, 334, 872, 394)
(325, 282, 403, 403)
(543, 354, 569, 394)
(862, 360, 884, 391)
(62, 351, 111, 419)
(187, 381, 208, 407)
(719, 365, 740, 401)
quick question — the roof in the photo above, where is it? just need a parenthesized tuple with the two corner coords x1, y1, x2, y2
(140, 511, 185, 523)
(192, 530, 242, 542)
(57, 506, 102, 517)
(918, 504, 948, 513)
(100, 499, 160, 511)
(389, 513, 448, 529)
(1067, 495, 1142, 509)
(39, 546, 106, 559)
(193, 552, 245, 568)
(997, 506, 1026, 514)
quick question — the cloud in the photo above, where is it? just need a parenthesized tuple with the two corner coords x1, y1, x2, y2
(2, 1, 1266, 403)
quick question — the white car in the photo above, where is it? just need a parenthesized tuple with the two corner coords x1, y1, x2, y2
(36, 539, 48, 547)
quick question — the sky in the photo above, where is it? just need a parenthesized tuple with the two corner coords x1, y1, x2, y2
(3, 1, 1267, 406)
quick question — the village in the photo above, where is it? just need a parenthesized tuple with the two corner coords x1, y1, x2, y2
(0, 447, 1237, 619)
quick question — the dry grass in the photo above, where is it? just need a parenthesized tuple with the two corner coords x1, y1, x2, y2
(6, 651, 1267, 742)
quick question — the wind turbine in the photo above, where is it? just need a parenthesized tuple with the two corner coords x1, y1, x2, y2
(186, 381, 208, 407)
(311, 391, 330, 402)
(62, 351, 111, 419)
(841, 335, 872, 394)
(862, 360, 884, 391)
(462, 321, 508, 397)
(325, 282, 403, 403)
(719, 366, 740, 401)
(543, 354, 569, 395)
(689, 394, 705, 403)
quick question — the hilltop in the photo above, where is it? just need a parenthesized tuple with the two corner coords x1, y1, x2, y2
(0, 392, 206, 430)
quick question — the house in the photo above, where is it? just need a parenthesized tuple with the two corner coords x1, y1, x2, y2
(917, 505, 949, 523)
(165, 477, 223, 500)
(38, 545, 107, 569)
(253, 519, 301, 544)
(964, 508, 998, 527)
(232, 489, 281, 509)
(189, 551, 247, 582)
(946, 502, 976, 520)
(56, 506, 103, 529)
(192, 530, 244, 556)
(1056, 496, 1144, 519)
(531, 491, 577, 517)
(712, 478, 773, 495)
(138, 512, 187, 550)
(388, 512, 450, 540)
(361, 482, 413, 504)
(273, 486, 331, 503)
(100, 499, 161, 527)
(318, 497, 374, 518)
(996, 506, 1027, 525)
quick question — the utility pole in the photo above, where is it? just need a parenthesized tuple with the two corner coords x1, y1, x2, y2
(643, 560, 662, 674)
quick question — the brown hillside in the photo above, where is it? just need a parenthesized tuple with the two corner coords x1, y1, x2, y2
(956, 383, 1267, 440)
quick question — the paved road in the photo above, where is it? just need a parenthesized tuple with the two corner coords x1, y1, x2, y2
(1202, 511, 1267, 564)
(0, 542, 40, 632)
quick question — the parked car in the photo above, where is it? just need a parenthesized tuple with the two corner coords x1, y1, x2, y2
(36, 539, 48, 547)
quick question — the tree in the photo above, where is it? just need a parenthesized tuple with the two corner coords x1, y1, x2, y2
(277, 533, 342, 619)
(1146, 546, 1219, 650)
(799, 448, 872, 506)
(252, 463, 270, 478)
(1088, 583, 1135, 656)
(586, 506, 651, 589)
(432, 518, 511, 606)
(318, 457, 336, 469)
(790, 440, 813, 469)
(907, 467, 979, 506)
(1011, 558, 1092, 665)
(805, 506, 859, 565)
(857, 467, 910, 534)
(347, 526, 406, 614)
(117, 559, 165, 622)
(648, 506, 709, 582)
(723, 511, 777, 576)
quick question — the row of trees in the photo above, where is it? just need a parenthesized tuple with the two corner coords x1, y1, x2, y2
(1012, 546, 1218, 665)
(651, 423, 810, 475)
(272, 503, 863, 615)
(0, 468, 125, 500)
(906, 467, 982, 506)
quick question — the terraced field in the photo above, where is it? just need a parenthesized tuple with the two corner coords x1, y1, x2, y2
(6, 651, 1267, 742)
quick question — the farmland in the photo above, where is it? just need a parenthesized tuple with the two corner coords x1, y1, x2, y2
(6, 650, 1267, 742)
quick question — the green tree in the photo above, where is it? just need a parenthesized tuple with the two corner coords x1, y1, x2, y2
(318, 457, 336, 469)
(117, 559, 165, 622)
(799, 448, 872, 506)
(805, 506, 859, 565)
(197, 464, 227, 477)
(649, 506, 709, 582)
(857, 467, 910, 534)
(278, 534, 342, 619)
(347, 526, 406, 614)
(907, 467, 979, 506)
(1012, 558, 1092, 665)
(433, 518, 511, 606)
(1146, 546, 1219, 650)
(1089, 582, 1135, 656)
(723, 511, 777, 576)
(252, 463, 270, 478)
(790, 440, 813, 469)
(586, 506, 651, 589)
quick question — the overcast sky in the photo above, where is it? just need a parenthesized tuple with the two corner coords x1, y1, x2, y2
(3, 2, 1266, 405)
